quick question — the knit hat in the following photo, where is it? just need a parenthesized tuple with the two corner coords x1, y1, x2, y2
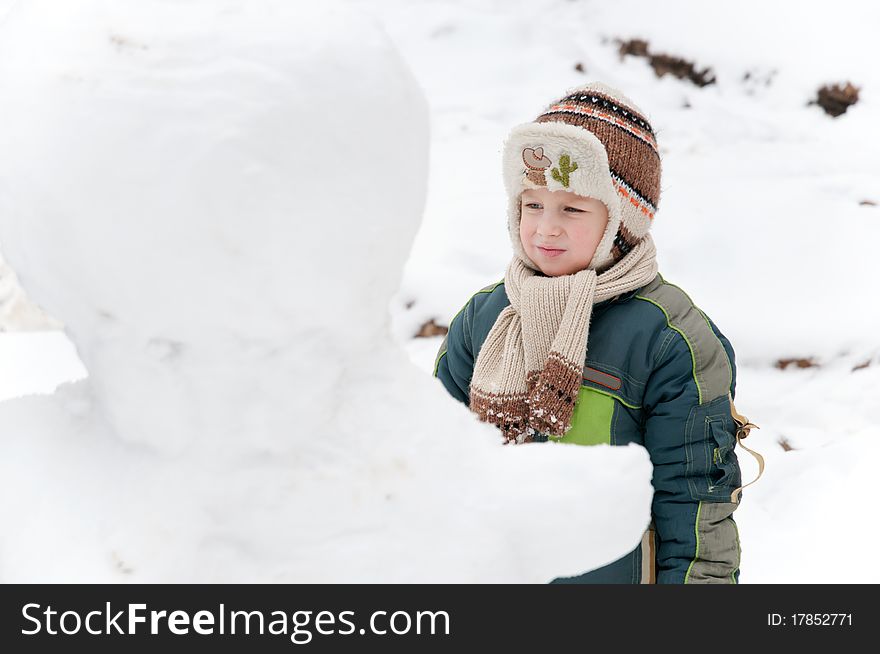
(502, 81, 662, 273)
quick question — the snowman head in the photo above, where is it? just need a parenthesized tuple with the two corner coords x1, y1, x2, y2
(0, 0, 428, 452)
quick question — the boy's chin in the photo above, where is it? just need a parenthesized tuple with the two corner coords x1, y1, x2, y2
(538, 264, 570, 277)
(537, 261, 591, 277)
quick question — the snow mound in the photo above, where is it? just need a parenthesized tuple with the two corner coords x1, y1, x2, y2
(0, 0, 653, 582)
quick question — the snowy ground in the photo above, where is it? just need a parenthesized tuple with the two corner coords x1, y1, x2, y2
(0, 333, 85, 402)
(1, 0, 878, 582)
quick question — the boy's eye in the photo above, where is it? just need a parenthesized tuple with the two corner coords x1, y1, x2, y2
(522, 203, 588, 213)
(522, 202, 587, 212)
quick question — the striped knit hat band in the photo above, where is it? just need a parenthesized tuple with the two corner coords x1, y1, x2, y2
(502, 82, 662, 273)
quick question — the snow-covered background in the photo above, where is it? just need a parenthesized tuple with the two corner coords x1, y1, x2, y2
(1, 0, 878, 582)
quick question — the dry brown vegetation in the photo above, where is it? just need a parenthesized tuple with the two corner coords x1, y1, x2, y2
(616, 38, 716, 87)
(775, 358, 820, 370)
(415, 319, 448, 338)
(811, 82, 860, 117)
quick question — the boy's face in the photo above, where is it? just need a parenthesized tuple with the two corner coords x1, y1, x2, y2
(519, 187, 609, 276)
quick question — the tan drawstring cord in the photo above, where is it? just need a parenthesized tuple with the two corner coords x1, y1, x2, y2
(729, 394, 764, 504)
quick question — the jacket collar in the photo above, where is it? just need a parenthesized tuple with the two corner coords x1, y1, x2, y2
(595, 287, 640, 310)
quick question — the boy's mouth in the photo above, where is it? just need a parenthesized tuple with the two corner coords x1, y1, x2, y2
(536, 246, 566, 258)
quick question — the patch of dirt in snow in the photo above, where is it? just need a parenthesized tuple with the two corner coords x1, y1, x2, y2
(774, 357, 820, 370)
(778, 435, 796, 452)
(414, 319, 448, 338)
(811, 82, 860, 117)
(616, 38, 716, 87)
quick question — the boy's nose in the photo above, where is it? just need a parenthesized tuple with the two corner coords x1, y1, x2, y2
(537, 216, 562, 237)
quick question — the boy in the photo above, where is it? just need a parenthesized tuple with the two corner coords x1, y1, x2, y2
(434, 82, 748, 584)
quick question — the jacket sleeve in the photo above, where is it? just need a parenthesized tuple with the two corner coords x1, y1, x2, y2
(432, 296, 477, 405)
(707, 315, 737, 401)
(642, 329, 743, 584)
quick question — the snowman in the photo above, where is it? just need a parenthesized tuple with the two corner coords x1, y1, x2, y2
(0, 0, 652, 582)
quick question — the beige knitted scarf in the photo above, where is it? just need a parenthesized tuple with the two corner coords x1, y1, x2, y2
(469, 235, 659, 444)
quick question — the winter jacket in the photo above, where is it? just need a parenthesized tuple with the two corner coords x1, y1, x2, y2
(434, 272, 743, 584)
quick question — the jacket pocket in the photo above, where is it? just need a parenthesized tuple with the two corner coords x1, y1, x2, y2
(685, 394, 742, 501)
(560, 386, 615, 446)
(706, 414, 741, 493)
